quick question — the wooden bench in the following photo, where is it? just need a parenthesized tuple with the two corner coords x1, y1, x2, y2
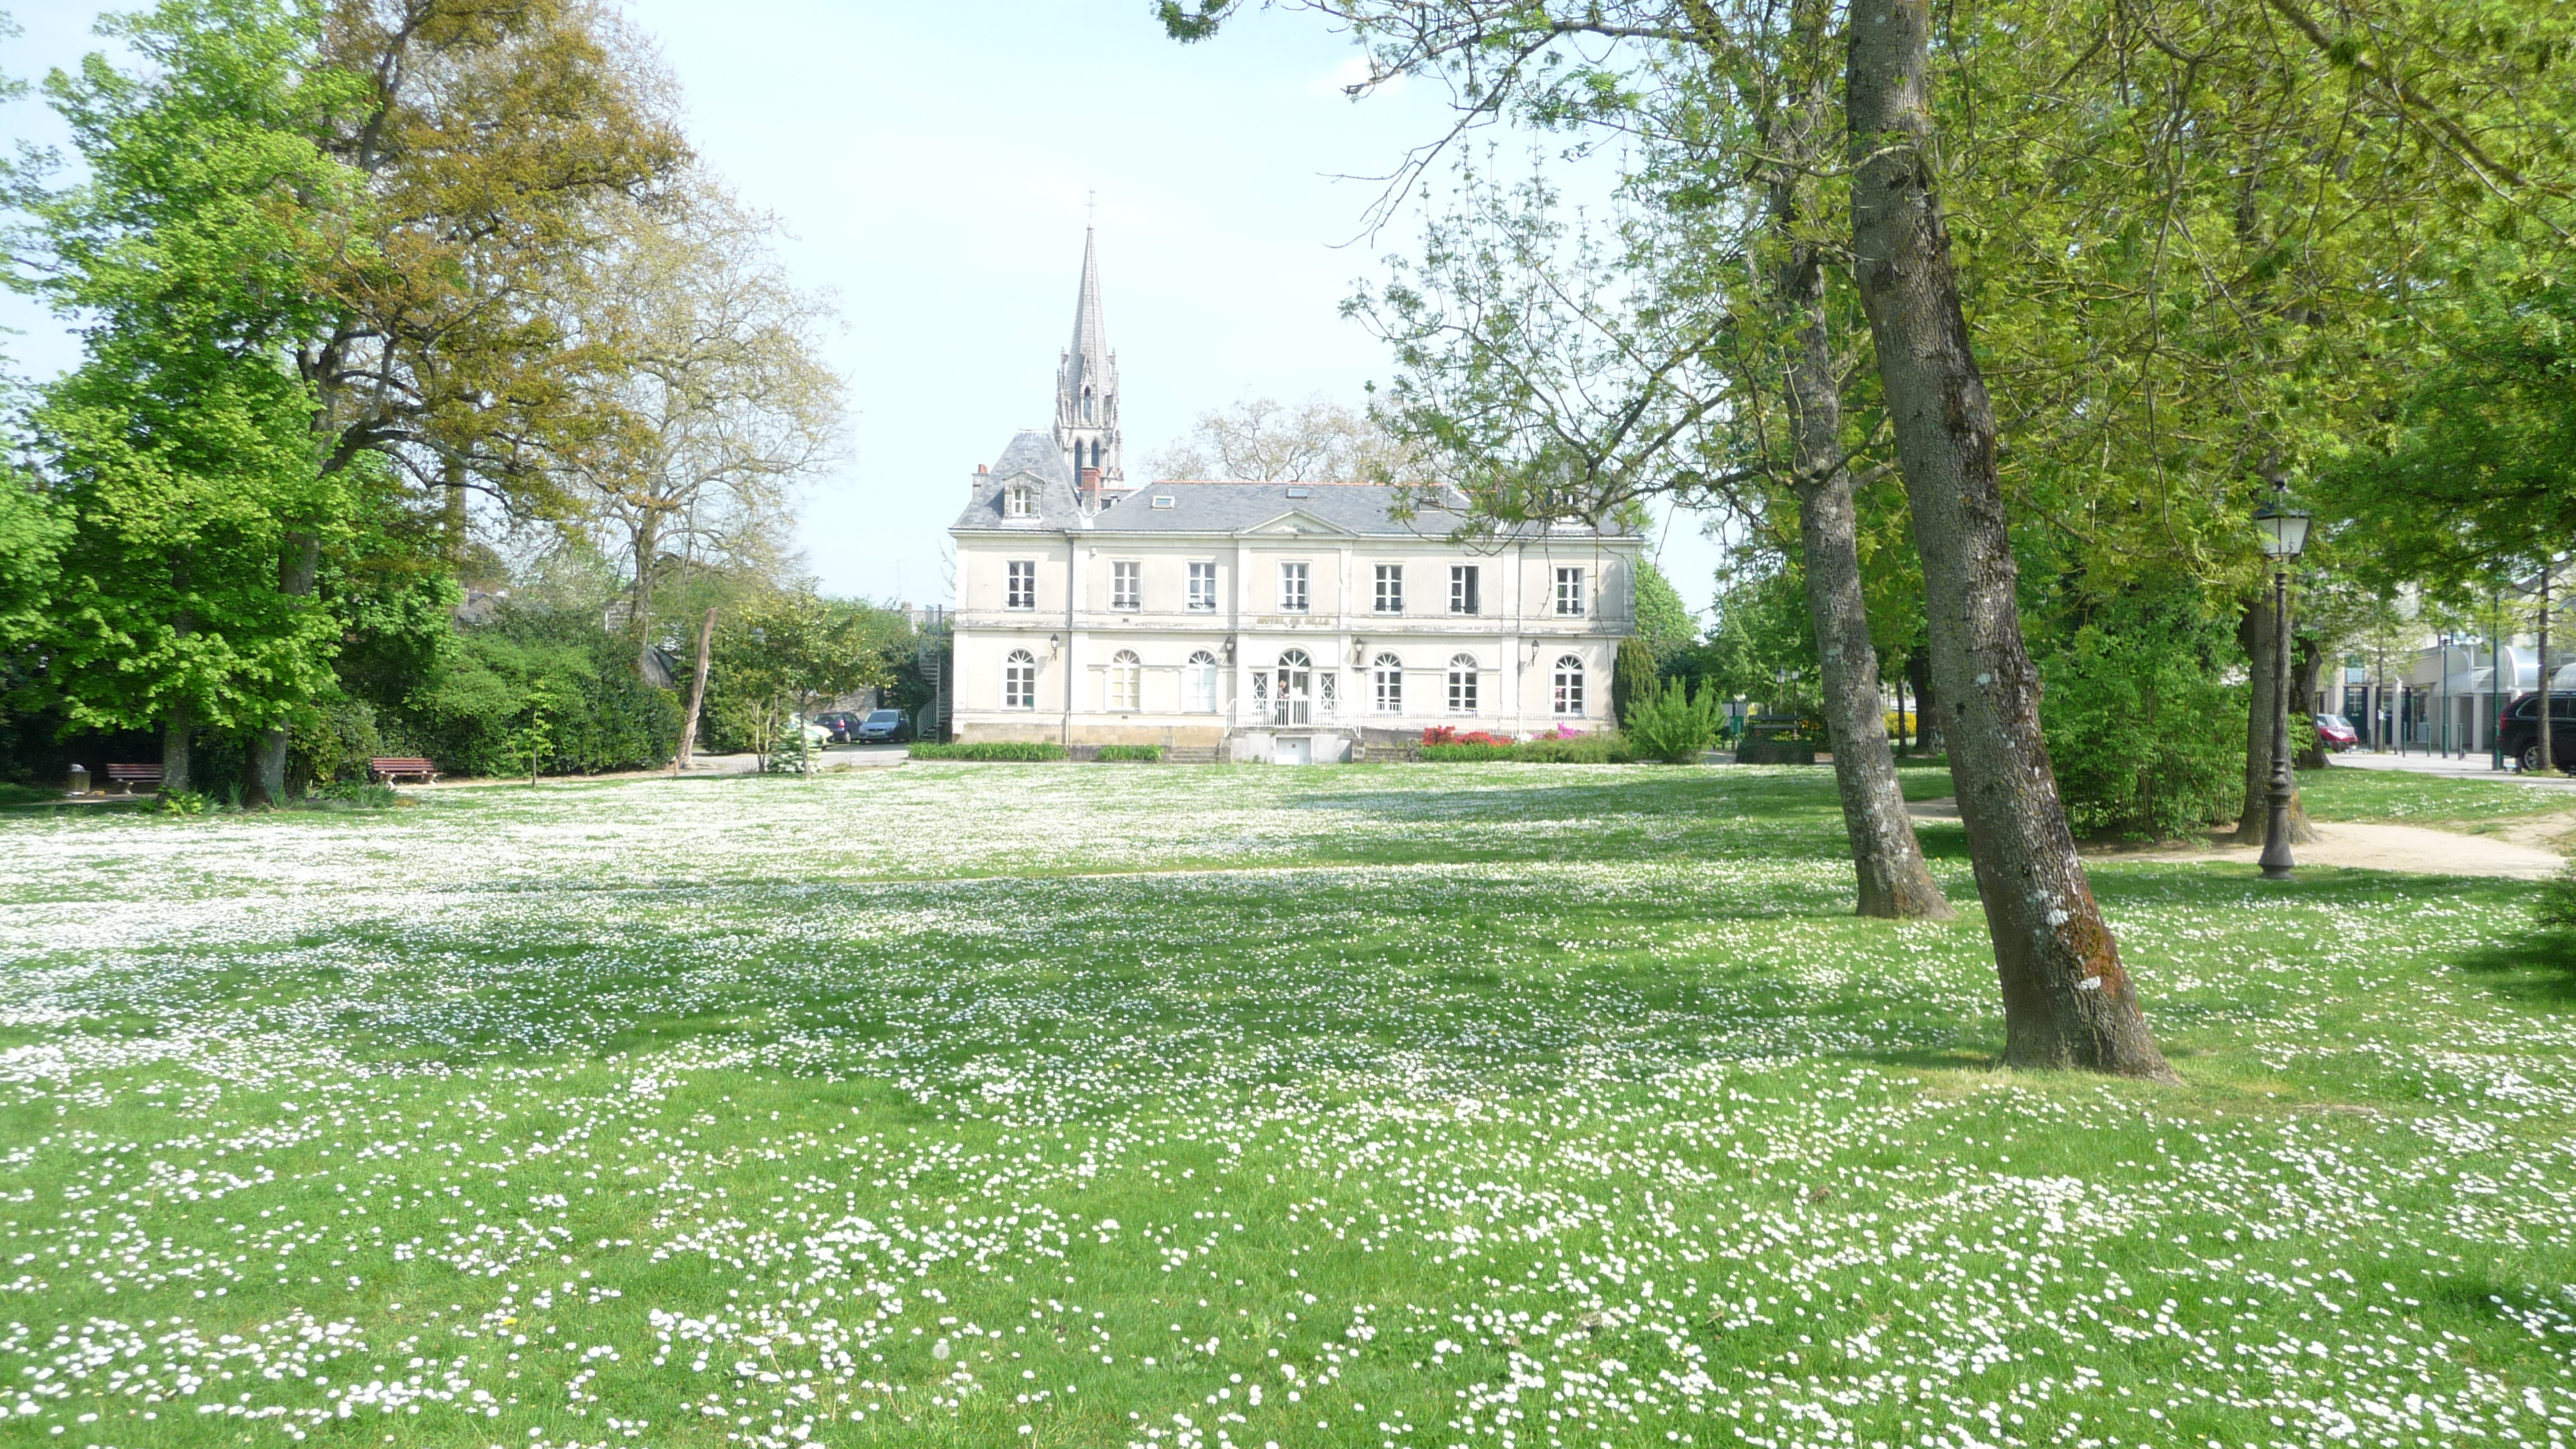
(103, 763, 163, 794)
(368, 756, 440, 785)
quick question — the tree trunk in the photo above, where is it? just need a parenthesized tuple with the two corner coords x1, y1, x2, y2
(162, 701, 193, 795)
(677, 607, 716, 769)
(632, 510, 661, 679)
(2235, 598, 2315, 840)
(2291, 632, 2329, 770)
(1905, 644, 1934, 755)
(1765, 0, 1948, 920)
(245, 531, 321, 810)
(2542, 566, 2554, 773)
(1846, 0, 2175, 1080)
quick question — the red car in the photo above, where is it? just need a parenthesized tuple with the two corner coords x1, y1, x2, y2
(2314, 713, 2359, 752)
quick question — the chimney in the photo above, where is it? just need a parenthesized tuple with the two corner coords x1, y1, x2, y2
(976, 464, 988, 473)
(1080, 466, 1101, 506)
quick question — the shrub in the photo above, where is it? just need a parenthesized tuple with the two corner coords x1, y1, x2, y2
(1622, 681, 1723, 763)
(1419, 733, 1634, 763)
(2039, 607, 2245, 840)
(288, 697, 386, 792)
(763, 727, 813, 774)
(1095, 745, 1162, 762)
(392, 609, 681, 777)
(908, 740, 1068, 761)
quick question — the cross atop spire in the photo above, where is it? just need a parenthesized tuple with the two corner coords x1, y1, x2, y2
(1055, 227, 1121, 498)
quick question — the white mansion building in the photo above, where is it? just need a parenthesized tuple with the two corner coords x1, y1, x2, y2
(948, 232, 1642, 763)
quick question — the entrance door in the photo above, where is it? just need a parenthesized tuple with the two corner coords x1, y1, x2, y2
(1276, 736, 1311, 765)
(1274, 650, 1312, 726)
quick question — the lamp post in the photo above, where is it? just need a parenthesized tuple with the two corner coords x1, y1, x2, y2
(2254, 488, 2311, 881)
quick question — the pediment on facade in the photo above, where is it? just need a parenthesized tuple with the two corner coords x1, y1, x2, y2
(1235, 508, 1357, 539)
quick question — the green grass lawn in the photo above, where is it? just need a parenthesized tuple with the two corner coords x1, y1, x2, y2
(1, 761, 2572, 1449)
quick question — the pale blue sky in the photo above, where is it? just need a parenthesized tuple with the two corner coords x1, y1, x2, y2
(1, 1, 1727, 613)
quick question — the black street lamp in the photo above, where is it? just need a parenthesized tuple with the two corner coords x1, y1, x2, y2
(2254, 488, 2312, 881)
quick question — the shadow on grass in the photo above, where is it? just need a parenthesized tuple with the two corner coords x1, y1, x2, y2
(2454, 926, 2576, 1007)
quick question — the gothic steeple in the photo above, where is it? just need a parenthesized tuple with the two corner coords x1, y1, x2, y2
(1053, 227, 1121, 496)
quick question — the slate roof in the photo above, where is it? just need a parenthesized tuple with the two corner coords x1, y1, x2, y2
(952, 456, 1638, 539)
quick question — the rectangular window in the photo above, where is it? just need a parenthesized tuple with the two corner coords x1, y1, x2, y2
(1187, 561, 1218, 612)
(1449, 564, 1480, 616)
(1554, 566, 1585, 616)
(1279, 561, 1310, 613)
(1373, 564, 1403, 614)
(1110, 561, 1140, 611)
(1006, 560, 1037, 610)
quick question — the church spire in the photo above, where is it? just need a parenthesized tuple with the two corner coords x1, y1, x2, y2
(1054, 226, 1121, 498)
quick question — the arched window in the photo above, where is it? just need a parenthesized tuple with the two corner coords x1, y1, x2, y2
(1274, 650, 1312, 726)
(1083, 387, 1095, 422)
(1185, 651, 1219, 713)
(1446, 653, 1479, 715)
(1552, 654, 1586, 716)
(1004, 484, 1035, 518)
(1003, 650, 1039, 710)
(1371, 652, 1403, 713)
(1108, 650, 1142, 713)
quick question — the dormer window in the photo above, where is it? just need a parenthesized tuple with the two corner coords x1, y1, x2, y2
(1005, 484, 1036, 518)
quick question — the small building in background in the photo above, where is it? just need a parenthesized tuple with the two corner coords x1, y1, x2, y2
(944, 233, 1639, 762)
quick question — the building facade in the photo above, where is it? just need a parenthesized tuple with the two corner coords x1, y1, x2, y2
(947, 235, 1640, 762)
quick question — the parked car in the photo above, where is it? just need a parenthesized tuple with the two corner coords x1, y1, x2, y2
(814, 710, 863, 743)
(2314, 713, 2359, 752)
(2499, 691, 2576, 772)
(855, 709, 908, 744)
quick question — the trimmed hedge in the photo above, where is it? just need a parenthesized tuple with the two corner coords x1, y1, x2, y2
(1421, 734, 1634, 764)
(908, 740, 1068, 761)
(1094, 745, 1162, 762)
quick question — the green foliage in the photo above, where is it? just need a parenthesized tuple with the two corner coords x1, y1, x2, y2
(287, 697, 384, 790)
(1631, 562, 1696, 663)
(1622, 681, 1723, 763)
(761, 723, 813, 775)
(1095, 745, 1163, 762)
(302, 779, 396, 810)
(391, 608, 679, 777)
(1611, 636, 1659, 727)
(19, 0, 372, 744)
(2037, 593, 2247, 840)
(2325, 273, 2576, 592)
(1663, 565, 1812, 709)
(0, 474, 65, 656)
(153, 788, 208, 816)
(700, 595, 909, 759)
(908, 741, 1067, 761)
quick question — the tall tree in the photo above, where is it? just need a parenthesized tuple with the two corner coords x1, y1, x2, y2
(17, 0, 370, 797)
(1231, 3, 1954, 919)
(1845, 0, 2171, 1075)
(1147, 392, 1418, 482)
(223, 0, 692, 795)
(557, 178, 843, 677)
